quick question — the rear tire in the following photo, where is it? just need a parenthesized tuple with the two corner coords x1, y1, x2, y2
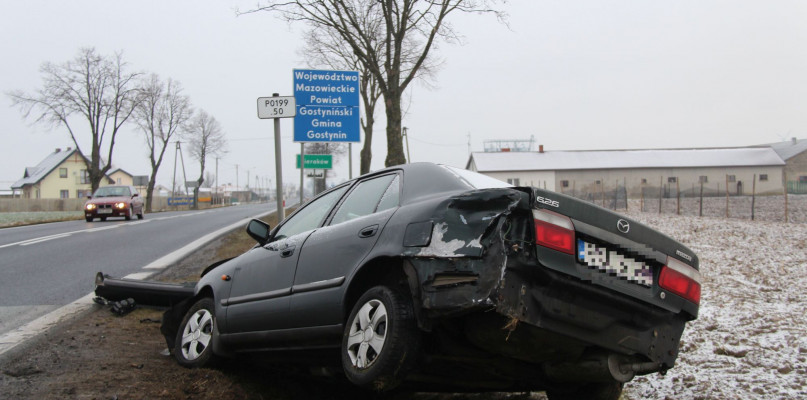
(341, 285, 420, 392)
(174, 297, 218, 368)
(546, 381, 624, 400)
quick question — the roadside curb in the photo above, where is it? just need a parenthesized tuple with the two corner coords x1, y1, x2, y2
(0, 207, 284, 364)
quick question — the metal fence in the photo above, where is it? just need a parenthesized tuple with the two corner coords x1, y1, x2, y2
(562, 182, 804, 224)
(787, 181, 807, 194)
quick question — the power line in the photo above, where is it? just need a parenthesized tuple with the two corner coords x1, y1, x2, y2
(229, 136, 293, 141)
(407, 136, 466, 147)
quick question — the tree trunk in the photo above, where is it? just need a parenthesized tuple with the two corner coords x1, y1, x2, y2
(145, 173, 157, 212)
(383, 91, 406, 167)
(360, 111, 375, 174)
(194, 160, 206, 210)
(90, 142, 103, 193)
(314, 175, 327, 195)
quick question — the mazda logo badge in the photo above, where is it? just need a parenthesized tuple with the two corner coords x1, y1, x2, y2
(617, 219, 630, 234)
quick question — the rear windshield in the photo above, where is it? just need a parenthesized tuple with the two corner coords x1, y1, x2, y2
(441, 165, 512, 189)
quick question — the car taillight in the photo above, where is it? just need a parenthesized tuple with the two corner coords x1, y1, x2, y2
(533, 209, 575, 255)
(659, 256, 702, 305)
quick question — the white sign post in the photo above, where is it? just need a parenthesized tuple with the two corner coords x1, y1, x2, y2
(257, 94, 297, 221)
(257, 96, 296, 119)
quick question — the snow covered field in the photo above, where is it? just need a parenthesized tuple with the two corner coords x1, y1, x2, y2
(0, 211, 83, 227)
(620, 200, 807, 399)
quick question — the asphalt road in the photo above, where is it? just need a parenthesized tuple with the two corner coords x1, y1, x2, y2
(0, 203, 274, 336)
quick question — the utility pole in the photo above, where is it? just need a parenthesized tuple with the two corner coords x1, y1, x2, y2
(403, 126, 411, 163)
(467, 132, 471, 157)
(215, 157, 219, 206)
(171, 141, 179, 207)
(177, 141, 189, 196)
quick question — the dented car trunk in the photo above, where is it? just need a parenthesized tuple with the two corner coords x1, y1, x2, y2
(402, 186, 700, 380)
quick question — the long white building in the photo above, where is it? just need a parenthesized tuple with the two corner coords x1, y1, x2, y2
(467, 147, 788, 197)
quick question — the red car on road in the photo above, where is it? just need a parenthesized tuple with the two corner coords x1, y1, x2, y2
(84, 185, 144, 222)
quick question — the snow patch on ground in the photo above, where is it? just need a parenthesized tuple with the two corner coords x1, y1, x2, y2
(620, 206, 807, 399)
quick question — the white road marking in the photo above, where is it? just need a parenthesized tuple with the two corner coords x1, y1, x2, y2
(0, 294, 96, 357)
(85, 225, 121, 233)
(19, 233, 72, 246)
(124, 272, 154, 280)
(0, 233, 73, 248)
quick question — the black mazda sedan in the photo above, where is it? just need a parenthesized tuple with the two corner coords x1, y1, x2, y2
(96, 163, 700, 399)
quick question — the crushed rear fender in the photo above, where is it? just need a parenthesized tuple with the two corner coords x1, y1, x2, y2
(401, 188, 534, 317)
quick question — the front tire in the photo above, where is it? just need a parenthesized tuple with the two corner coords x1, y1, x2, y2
(341, 285, 420, 392)
(174, 297, 218, 368)
(125, 205, 132, 220)
(85, 216, 93, 222)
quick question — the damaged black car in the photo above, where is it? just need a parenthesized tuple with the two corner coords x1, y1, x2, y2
(95, 162, 700, 399)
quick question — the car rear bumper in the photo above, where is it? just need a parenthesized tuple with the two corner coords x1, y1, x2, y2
(94, 272, 194, 307)
(494, 266, 686, 370)
(407, 251, 686, 374)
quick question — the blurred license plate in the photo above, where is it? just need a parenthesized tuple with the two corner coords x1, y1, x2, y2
(577, 240, 653, 287)
(98, 209, 112, 214)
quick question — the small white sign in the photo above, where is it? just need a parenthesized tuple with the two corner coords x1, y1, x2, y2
(306, 169, 325, 178)
(258, 96, 296, 119)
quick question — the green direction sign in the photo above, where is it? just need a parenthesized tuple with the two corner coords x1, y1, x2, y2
(296, 154, 333, 169)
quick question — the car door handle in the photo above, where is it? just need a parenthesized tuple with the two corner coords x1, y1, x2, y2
(280, 247, 295, 258)
(358, 225, 379, 238)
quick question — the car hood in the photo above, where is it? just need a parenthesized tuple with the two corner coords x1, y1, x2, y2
(85, 196, 132, 204)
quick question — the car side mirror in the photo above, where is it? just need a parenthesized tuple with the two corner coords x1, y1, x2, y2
(246, 219, 271, 245)
(132, 193, 139, 198)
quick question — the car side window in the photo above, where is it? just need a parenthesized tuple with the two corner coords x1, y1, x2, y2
(330, 174, 398, 225)
(274, 185, 348, 240)
(375, 175, 400, 213)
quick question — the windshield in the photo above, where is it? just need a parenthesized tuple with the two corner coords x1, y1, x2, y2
(93, 186, 131, 197)
(441, 165, 512, 189)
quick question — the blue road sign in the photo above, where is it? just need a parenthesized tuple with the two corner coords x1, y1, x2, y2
(293, 69, 360, 143)
(168, 197, 194, 206)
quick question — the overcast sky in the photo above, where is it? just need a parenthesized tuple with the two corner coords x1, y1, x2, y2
(2, 1, 806, 192)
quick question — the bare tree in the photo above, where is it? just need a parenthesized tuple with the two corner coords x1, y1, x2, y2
(245, 0, 505, 167)
(300, 21, 385, 174)
(186, 110, 227, 208)
(202, 171, 216, 189)
(133, 74, 193, 212)
(7, 47, 142, 193)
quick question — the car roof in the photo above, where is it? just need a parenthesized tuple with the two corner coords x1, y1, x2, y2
(352, 162, 471, 205)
